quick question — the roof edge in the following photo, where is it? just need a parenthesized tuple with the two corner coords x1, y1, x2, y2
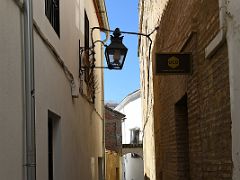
(93, 0, 110, 30)
(115, 89, 141, 111)
(105, 106, 126, 118)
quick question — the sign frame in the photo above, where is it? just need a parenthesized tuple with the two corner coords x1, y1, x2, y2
(155, 52, 192, 75)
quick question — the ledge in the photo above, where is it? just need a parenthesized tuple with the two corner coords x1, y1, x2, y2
(122, 144, 143, 148)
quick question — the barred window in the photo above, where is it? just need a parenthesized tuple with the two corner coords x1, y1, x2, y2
(130, 128, 140, 144)
(84, 11, 90, 50)
(45, 0, 60, 37)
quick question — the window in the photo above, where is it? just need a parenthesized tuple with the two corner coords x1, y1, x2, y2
(83, 11, 95, 103)
(130, 128, 140, 144)
(48, 118, 54, 180)
(175, 94, 190, 179)
(48, 111, 60, 180)
(84, 11, 90, 50)
(45, 0, 60, 36)
(98, 157, 103, 180)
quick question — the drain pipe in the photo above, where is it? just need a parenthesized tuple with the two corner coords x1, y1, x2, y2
(205, 0, 227, 58)
(23, 0, 36, 179)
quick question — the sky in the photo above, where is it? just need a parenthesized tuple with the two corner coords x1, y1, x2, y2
(104, 0, 140, 103)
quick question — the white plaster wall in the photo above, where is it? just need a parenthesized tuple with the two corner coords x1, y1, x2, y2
(0, 1, 24, 179)
(226, 1, 240, 179)
(123, 154, 144, 180)
(33, 0, 104, 179)
(0, 0, 105, 179)
(119, 98, 142, 144)
(33, 0, 104, 117)
(34, 31, 102, 180)
(115, 92, 144, 180)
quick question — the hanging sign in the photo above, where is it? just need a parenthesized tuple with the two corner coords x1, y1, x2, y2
(155, 53, 192, 75)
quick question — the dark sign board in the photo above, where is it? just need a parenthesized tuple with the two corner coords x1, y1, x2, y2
(155, 53, 192, 75)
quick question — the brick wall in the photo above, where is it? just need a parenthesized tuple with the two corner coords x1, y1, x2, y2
(105, 107, 124, 154)
(139, 0, 232, 179)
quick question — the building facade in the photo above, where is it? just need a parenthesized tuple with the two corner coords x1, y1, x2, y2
(0, 0, 109, 179)
(105, 150, 122, 180)
(115, 90, 144, 180)
(105, 106, 125, 154)
(105, 106, 125, 180)
(139, 0, 240, 179)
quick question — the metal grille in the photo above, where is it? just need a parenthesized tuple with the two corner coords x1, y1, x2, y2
(45, 0, 60, 36)
(84, 11, 89, 50)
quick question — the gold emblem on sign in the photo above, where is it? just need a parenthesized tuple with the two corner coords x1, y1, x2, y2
(168, 56, 179, 69)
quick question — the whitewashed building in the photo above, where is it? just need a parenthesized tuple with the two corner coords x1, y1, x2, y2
(115, 90, 144, 180)
(0, 0, 109, 179)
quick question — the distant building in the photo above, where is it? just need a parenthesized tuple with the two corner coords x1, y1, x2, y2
(115, 90, 144, 180)
(105, 102, 119, 110)
(139, 0, 240, 179)
(105, 106, 125, 154)
(105, 106, 125, 180)
(105, 150, 122, 180)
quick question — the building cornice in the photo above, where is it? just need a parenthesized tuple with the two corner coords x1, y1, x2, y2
(93, 0, 110, 30)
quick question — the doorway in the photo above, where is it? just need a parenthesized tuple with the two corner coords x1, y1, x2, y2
(175, 94, 190, 179)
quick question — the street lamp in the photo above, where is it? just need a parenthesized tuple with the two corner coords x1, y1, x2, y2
(79, 26, 158, 71)
(105, 28, 128, 70)
(78, 26, 158, 102)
